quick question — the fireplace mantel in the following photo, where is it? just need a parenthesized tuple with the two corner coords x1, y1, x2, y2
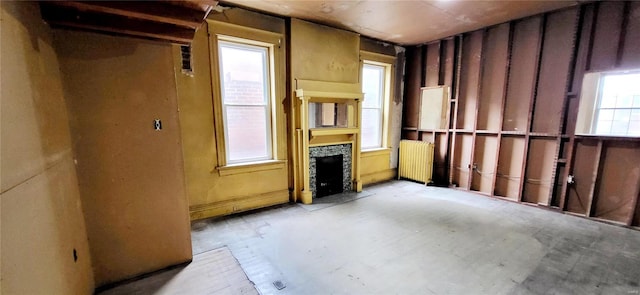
(294, 79, 364, 204)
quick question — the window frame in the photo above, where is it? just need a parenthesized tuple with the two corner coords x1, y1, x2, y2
(208, 20, 286, 171)
(590, 72, 640, 137)
(217, 39, 274, 164)
(360, 52, 394, 151)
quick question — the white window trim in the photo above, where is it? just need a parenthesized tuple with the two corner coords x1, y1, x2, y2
(360, 51, 395, 151)
(207, 20, 286, 172)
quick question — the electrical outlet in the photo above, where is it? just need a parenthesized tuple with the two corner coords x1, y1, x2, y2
(567, 175, 575, 184)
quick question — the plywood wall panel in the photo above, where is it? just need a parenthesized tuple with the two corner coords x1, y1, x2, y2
(593, 141, 640, 223)
(433, 133, 449, 183)
(619, 2, 640, 69)
(425, 42, 440, 87)
(523, 139, 557, 204)
(532, 8, 578, 134)
(443, 39, 455, 87)
(471, 135, 498, 194)
(54, 30, 192, 286)
(495, 137, 525, 200)
(452, 134, 473, 189)
(456, 31, 483, 130)
(477, 23, 509, 131)
(566, 140, 598, 214)
(589, 2, 624, 71)
(503, 17, 541, 132)
(403, 47, 422, 129)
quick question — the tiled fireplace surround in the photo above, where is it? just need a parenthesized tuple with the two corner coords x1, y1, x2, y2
(309, 144, 353, 198)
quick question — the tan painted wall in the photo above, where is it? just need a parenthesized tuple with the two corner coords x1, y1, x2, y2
(52, 30, 192, 286)
(1, 2, 94, 293)
(175, 9, 289, 220)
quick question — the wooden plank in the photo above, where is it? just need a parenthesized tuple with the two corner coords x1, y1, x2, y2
(619, 2, 640, 68)
(449, 36, 463, 185)
(589, 1, 625, 71)
(502, 17, 542, 132)
(566, 139, 598, 214)
(40, 4, 195, 44)
(593, 141, 640, 223)
(456, 31, 483, 131)
(586, 140, 604, 217)
(49, 1, 210, 29)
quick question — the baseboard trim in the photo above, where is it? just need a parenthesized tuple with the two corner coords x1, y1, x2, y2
(189, 189, 289, 220)
(361, 168, 397, 186)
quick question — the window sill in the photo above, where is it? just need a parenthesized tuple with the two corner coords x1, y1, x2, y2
(361, 148, 391, 157)
(216, 160, 287, 176)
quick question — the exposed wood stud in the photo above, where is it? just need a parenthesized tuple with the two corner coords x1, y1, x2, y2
(584, 1, 599, 71)
(615, 1, 631, 67)
(518, 15, 546, 203)
(449, 35, 463, 185)
(467, 29, 487, 190)
(559, 4, 595, 211)
(492, 21, 514, 197)
(586, 140, 604, 217)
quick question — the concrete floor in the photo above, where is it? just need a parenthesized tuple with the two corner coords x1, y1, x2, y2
(191, 180, 640, 295)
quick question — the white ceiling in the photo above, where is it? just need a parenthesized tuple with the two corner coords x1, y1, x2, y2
(219, 0, 582, 45)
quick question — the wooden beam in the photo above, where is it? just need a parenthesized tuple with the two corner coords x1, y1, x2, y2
(41, 4, 196, 44)
(50, 1, 213, 29)
(586, 140, 604, 217)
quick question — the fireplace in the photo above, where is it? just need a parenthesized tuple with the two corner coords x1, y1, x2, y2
(315, 155, 343, 197)
(294, 79, 363, 204)
(309, 144, 352, 199)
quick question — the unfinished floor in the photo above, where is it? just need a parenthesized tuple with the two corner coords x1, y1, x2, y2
(190, 180, 640, 295)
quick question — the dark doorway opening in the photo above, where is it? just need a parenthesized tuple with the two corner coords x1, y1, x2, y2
(316, 154, 343, 198)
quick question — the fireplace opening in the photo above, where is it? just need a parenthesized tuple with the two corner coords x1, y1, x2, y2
(316, 154, 344, 198)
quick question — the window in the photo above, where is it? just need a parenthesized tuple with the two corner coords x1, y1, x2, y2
(575, 71, 640, 137)
(592, 73, 640, 136)
(361, 61, 390, 149)
(218, 40, 273, 163)
(208, 20, 285, 170)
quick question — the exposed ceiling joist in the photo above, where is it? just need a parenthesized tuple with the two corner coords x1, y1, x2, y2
(40, 0, 217, 44)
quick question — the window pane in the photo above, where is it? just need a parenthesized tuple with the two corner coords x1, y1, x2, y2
(219, 42, 268, 106)
(629, 121, 640, 136)
(614, 109, 631, 122)
(362, 64, 384, 108)
(595, 120, 612, 134)
(633, 95, 640, 107)
(611, 120, 629, 135)
(362, 109, 382, 148)
(631, 109, 640, 121)
(225, 106, 270, 162)
(218, 40, 272, 163)
(598, 109, 614, 121)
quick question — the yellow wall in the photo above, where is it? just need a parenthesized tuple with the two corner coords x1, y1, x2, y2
(53, 30, 192, 286)
(1, 2, 94, 293)
(175, 9, 289, 220)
